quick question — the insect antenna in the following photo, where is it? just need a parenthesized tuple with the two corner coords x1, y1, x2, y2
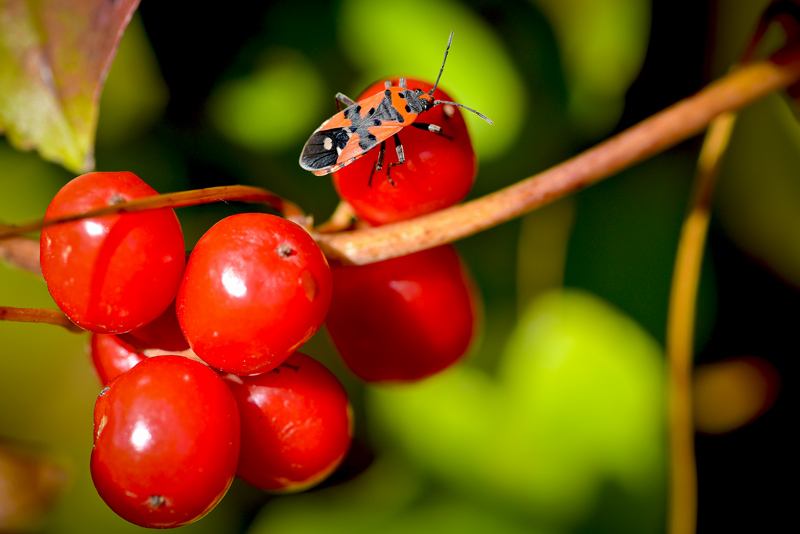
(433, 100, 494, 125)
(429, 31, 455, 96)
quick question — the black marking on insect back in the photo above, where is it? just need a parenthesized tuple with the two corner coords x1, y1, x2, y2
(343, 105, 362, 122)
(400, 89, 431, 115)
(299, 127, 351, 170)
(373, 91, 405, 123)
(330, 92, 406, 153)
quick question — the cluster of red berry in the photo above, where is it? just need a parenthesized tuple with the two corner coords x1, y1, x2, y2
(35, 74, 481, 527)
(325, 79, 482, 382)
(39, 172, 350, 527)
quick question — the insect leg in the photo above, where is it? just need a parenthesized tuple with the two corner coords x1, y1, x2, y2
(335, 93, 357, 111)
(369, 141, 387, 187)
(412, 122, 453, 140)
(383, 134, 405, 186)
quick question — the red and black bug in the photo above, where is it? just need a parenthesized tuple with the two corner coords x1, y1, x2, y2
(299, 31, 492, 185)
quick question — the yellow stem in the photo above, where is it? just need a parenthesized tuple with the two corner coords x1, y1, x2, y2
(666, 112, 737, 534)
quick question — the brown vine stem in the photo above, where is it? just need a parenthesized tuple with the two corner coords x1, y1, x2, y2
(0, 185, 307, 240)
(0, 237, 41, 276)
(0, 307, 84, 333)
(666, 110, 736, 534)
(314, 44, 800, 266)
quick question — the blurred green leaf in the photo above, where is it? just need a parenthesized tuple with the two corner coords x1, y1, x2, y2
(367, 289, 665, 532)
(247, 454, 546, 534)
(0, 143, 67, 222)
(209, 49, 325, 152)
(96, 14, 168, 147)
(532, 0, 650, 135)
(337, 0, 525, 160)
(248, 455, 421, 534)
(0, 0, 140, 173)
(717, 94, 800, 287)
(517, 197, 575, 314)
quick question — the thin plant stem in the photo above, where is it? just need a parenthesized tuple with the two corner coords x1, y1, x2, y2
(0, 237, 41, 276)
(666, 111, 737, 534)
(0, 307, 84, 333)
(315, 45, 800, 265)
(0, 185, 307, 240)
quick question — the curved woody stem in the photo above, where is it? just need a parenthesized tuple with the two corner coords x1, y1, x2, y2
(0, 306, 84, 333)
(0, 185, 308, 240)
(314, 44, 800, 265)
(666, 112, 737, 534)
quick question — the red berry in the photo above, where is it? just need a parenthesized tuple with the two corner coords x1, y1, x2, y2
(40, 172, 186, 333)
(91, 356, 240, 528)
(332, 78, 477, 225)
(325, 245, 480, 382)
(223, 352, 352, 492)
(120, 299, 190, 352)
(88, 333, 146, 386)
(177, 213, 332, 376)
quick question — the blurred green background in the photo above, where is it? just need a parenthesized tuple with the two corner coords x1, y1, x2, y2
(1, 0, 795, 532)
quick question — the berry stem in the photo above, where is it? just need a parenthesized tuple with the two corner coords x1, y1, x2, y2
(666, 111, 736, 534)
(0, 237, 42, 276)
(0, 306, 84, 333)
(314, 43, 800, 265)
(1, 45, 799, 276)
(315, 201, 357, 234)
(0, 185, 307, 239)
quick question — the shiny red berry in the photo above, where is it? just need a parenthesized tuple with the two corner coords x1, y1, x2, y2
(40, 171, 186, 333)
(121, 299, 190, 352)
(90, 356, 240, 528)
(332, 78, 477, 225)
(325, 245, 480, 382)
(88, 333, 146, 386)
(223, 352, 352, 492)
(177, 213, 332, 376)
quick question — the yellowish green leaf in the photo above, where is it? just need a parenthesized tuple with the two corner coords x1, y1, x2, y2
(532, 0, 650, 135)
(0, 0, 140, 172)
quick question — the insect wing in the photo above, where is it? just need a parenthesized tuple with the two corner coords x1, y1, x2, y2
(336, 123, 403, 163)
(299, 108, 351, 172)
(300, 89, 410, 175)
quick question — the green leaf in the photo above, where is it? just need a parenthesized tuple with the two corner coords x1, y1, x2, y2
(0, 0, 141, 173)
(337, 0, 526, 160)
(96, 13, 168, 147)
(532, 0, 650, 135)
(208, 49, 326, 152)
(717, 94, 800, 288)
(247, 455, 547, 534)
(367, 289, 666, 532)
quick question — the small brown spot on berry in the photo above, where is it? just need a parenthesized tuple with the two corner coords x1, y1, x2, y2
(277, 244, 295, 258)
(109, 193, 125, 205)
(148, 495, 166, 508)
